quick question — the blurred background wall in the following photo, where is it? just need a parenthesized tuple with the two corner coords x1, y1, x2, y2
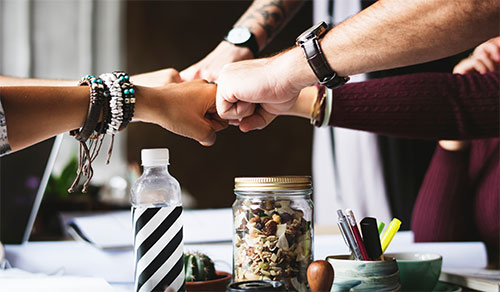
(125, 1, 314, 209)
(1, 0, 314, 210)
(2, 1, 397, 236)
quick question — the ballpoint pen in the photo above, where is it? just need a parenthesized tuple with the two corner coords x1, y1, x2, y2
(380, 218, 401, 253)
(360, 217, 384, 261)
(337, 209, 363, 260)
(345, 209, 369, 261)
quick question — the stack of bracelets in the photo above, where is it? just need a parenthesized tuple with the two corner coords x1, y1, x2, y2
(68, 71, 135, 193)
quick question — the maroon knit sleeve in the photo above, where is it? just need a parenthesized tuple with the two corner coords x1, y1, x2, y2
(330, 72, 499, 140)
(411, 144, 475, 242)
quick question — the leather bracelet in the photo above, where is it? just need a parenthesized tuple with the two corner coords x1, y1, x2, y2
(70, 75, 106, 142)
(69, 75, 107, 193)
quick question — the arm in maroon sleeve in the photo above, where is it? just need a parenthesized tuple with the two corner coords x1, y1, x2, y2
(330, 72, 499, 140)
(411, 144, 475, 242)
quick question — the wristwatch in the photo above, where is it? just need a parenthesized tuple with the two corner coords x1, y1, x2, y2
(296, 22, 349, 89)
(224, 27, 259, 58)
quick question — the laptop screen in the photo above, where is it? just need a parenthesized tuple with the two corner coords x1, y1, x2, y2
(0, 135, 62, 244)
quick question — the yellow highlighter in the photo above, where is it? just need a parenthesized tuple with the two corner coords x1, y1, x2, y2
(380, 218, 401, 253)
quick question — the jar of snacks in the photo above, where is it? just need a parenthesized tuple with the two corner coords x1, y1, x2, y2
(232, 176, 314, 292)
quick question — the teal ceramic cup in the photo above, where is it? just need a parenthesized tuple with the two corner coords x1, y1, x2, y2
(326, 255, 401, 291)
(385, 252, 442, 291)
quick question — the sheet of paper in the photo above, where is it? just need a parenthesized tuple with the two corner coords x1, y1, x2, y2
(0, 269, 113, 292)
(68, 211, 132, 248)
(181, 208, 233, 243)
(0, 278, 113, 292)
(67, 208, 233, 248)
(4, 241, 134, 283)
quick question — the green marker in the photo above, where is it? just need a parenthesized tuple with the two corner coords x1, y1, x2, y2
(378, 221, 385, 235)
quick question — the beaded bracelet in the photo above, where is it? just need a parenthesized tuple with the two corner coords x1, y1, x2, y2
(113, 71, 135, 131)
(99, 72, 123, 134)
(69, 72, 135, 193)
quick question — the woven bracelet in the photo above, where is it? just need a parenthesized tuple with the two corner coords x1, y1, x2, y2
(70, 75, 106, 142)
(69, 75, 107, 193)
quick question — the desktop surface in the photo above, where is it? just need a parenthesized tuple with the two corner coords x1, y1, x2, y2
(4, 231, 490, 291)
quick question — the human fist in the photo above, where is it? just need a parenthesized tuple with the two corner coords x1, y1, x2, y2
(135, 80, 227, 146)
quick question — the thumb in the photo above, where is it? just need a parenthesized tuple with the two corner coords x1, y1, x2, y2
(239, 107, 276, 132)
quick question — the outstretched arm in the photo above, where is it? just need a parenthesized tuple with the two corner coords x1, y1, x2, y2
(0, 68, 183, 88)
(0, 75, 76, 86)
(0, 80, 225, 153)
(216, 0, 500, 129)
(286, 71, 499, 140)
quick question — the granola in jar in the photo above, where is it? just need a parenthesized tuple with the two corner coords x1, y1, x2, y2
(233, 177, 313, 292)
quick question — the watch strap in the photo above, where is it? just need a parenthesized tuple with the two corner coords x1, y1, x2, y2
(224, 32, 259, 58)
(301, 38, 349, 89)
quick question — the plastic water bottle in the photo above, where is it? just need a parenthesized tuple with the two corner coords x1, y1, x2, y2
(131, 148, 185, 292)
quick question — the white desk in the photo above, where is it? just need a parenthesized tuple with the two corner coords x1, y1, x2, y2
(4, 231, 488, 291)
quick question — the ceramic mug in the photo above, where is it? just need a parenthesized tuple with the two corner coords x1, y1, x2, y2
(326, 255, 401, 291)
(385, 252, 442, 291)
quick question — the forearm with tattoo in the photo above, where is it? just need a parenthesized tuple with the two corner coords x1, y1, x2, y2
(234, 0, 305, 49)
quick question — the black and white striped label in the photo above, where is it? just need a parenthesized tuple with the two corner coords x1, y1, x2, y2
(132, 206, 185, 292)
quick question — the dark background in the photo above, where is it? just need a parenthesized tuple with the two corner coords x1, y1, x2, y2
(125, 1, 314, 209)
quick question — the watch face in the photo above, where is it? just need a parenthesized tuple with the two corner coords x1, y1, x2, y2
(296, 21, 328, 43)
(227, 27, 251, 45)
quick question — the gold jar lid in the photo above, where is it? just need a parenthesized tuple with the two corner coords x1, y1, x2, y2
(234, 176, 312, 191)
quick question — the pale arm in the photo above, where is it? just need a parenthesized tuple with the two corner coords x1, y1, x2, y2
(275, 0, 500, 89)
(217, 0, 500, 129)
(180, 0, 305, 81)
(232, 0, 305, 49)
(319, 0, 499, 77)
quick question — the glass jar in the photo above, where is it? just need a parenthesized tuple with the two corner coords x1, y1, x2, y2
(232, 176, 314, 292)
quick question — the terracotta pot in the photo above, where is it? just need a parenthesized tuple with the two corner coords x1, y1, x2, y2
(186, 271, 232, 292)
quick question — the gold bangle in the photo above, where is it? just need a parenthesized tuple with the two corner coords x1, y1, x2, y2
(311, 84, 326, 125)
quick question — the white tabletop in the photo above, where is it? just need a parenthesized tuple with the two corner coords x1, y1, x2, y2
(3, 231, 488, 291)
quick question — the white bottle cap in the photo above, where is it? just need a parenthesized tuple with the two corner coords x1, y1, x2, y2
(141, 148, 170, 166)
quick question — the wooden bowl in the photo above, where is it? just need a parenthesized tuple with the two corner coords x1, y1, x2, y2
(186, 271, 232, 292)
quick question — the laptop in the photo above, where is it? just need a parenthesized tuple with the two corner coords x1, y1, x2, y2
(0, 134, 63, 244)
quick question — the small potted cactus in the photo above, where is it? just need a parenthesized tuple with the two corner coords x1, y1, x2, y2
(184, 252, 232, 291)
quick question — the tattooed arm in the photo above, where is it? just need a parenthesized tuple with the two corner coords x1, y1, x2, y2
(233, 0, 305, 50)
(180, 0, 305, 81)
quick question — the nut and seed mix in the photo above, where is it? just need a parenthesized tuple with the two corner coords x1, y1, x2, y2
(233, 199, 312, 291)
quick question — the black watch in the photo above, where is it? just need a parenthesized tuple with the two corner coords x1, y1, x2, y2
(224, 27, 259, 58)
(296, 22, 349, 89)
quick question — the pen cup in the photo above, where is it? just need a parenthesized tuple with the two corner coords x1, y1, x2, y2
(326, 255, 401, 292)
